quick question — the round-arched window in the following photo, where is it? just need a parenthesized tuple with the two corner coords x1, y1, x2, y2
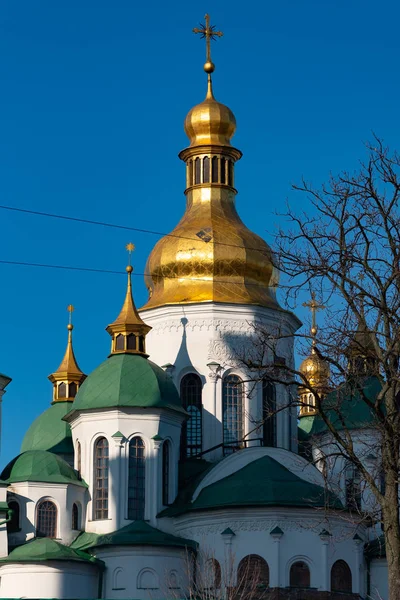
(36, 500, 57, 538)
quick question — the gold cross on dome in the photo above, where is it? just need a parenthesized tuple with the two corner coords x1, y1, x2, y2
(126, 242, 135, 266)
(303, 292, 325, 340)
(193, 14, 223, 63)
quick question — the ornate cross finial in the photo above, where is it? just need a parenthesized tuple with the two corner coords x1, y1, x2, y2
(67, 304, 74, 330)
(126, 242, 135, 264)
(303, 292, 325, 343)
(193, 14, 223, 71)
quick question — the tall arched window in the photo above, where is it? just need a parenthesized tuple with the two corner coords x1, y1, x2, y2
(36, 500, 57, 538)
(237, 555, 269, 590)
(180, 374, 202, 459)
(72, 503, 79, 530)
(220, 158, 226, 183)
(290, 561, 310, 588)
(211, 156, 218, 182)
(203, 156, 210, 183)
(195, 158, 201, 184)
(162, 440, 170, 506)
(115, 334, 124, 351)
(76, 441, 81, 475)
(223, 375, 244, 455)
(331, 560, 352, 592)
(94, 437, 109, 520)
(262, 380, 276, 447)
(188, 160, 193, 187)
(128, 436, 145, 520)
(345, 463, 362, 511)
(69, 382, 77, 398)
(7, 501, 20, 533)
(58, 382, 67, 398)
(228, 160, 234, 186)
(206, 558, 221, 589)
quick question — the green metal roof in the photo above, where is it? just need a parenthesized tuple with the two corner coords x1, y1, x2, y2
(0, 450, 87, 487)
(71, 520, 197, 551)
(0, 538, 103, 567)
(21, 401, 73, 455)
(299, 376, 382, 438)
(69, 354, 185, 414)
(160, 455, 342, 517)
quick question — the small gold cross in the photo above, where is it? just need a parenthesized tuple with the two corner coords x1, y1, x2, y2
(193, 14, 223, 64)
(303, 292, 325, 339)
(67, 304, 74, 326)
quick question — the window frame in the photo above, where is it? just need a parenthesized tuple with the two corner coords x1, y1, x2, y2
(222, 374, 244, 455)
(128, 436, 146, 520)
(36, 499, 58, 538)
(93, 436, 109, 521)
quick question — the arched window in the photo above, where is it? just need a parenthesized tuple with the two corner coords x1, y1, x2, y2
(7, 501, 20, 533)
(228, 160, 234, 186)
(36, 500, 57, 538)
(290, 561, 310, 588)
(203, 156, 210, 183)
(58, 382, 67, 398)
(69, 382, 77, 398)
(195, 157, 201, 184)
(237, 555, 269, 590)
(211, 156, 218, 182)
(126, 333, 136, 350)
(206, 558, 221, 589)
(180, 374, 202, 458)
(128, 436, 145, 520)
(94, 437, 109, 520)
(76, 441, 81, 475)
(138, 336, 145, 353)
(188, 160, 193, 187)
(262, 380, 276, 447)
(162, 440, 170, 506)
(223, 375, 244, 455)
(115, 334, 124, 351)
(331, 560, 352, 593)
(345, 463, 362, 511)
(72, 503, 79, 530)
(220, 157, 226, 183)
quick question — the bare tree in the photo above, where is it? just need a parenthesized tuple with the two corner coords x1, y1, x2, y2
(237, 139, 400, 600)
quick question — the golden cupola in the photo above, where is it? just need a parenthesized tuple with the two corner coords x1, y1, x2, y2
(48, 305, 86, 402)
(299, 294, 330, 417)
(107, 244, 151, 356)
(141, 15, 278, 311)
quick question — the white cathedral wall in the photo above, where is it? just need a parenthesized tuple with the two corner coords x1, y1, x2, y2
(140, 302, 300, 456)
(96, 546, 189, 600)
(167, 507, 365, 594)
(6, 482, 87, 546)
(369, 558, 388, 600)
(70, 407, 184, 533)
(0, 562, 99, 599)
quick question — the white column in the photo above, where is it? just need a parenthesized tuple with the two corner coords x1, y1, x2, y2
(319, 530, 331, 590)
(207, 362, 221, 460)
(150, 437, 163, 525)
(353, 534, 363, 595)
(270, 527, 284, 588)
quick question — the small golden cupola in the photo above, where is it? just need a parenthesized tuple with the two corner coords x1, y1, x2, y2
(48, 305, 86, 402)
(141, 15, 278, 311)
(107, 243, 151, 356)
(299, 293, 330, 417)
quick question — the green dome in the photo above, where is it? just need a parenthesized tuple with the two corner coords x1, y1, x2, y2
(0, 538, 103, 567)
(71, 354, 184, 413)
(21, 402, 73, 455)
(0, 450, 86, 487)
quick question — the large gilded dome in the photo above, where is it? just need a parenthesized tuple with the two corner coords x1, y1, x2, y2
(141, 69, 278, 311)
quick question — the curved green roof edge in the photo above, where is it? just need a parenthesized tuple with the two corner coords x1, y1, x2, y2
(0, 538, 104, 569)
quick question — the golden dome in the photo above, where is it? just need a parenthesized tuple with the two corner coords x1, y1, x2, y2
(184, 79, 236, 147)
(299, 347, 330, 389)
(140, 17, 278, 311)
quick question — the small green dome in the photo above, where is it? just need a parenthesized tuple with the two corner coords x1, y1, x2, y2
(0, 450, 86, 487)
(72, 354, 184, 413)
(0, 538, 102, 567)
(21, 402, 73, 455)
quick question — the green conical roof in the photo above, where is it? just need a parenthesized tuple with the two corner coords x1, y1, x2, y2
(21, 402, 73, 455)
(0, 450, 86, 487)
(70, 354, 184, 414)
(0, 538, 102, 567)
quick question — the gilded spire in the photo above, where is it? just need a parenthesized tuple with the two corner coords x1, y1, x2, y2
(299, 293, 330, 416)
(107, 243, 151, 356)
(48, 305, 86, 402)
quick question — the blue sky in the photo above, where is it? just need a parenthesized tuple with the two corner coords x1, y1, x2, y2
(0, 0, 399, 466)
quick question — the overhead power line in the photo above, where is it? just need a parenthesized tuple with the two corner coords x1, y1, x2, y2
(0, 204, 272, 254)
